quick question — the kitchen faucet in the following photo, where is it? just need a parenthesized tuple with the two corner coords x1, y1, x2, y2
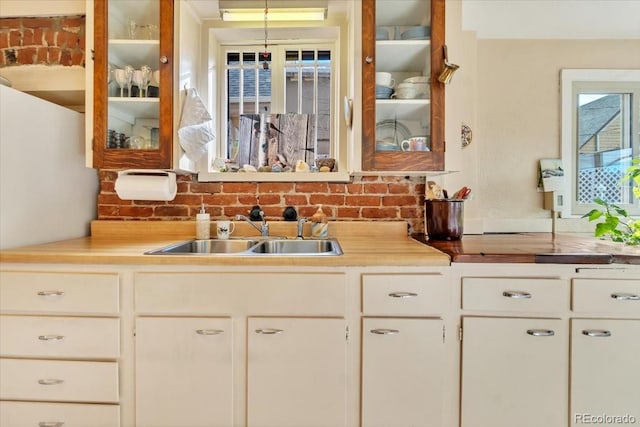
(235, 211, 269, 237)
(296, 217, 308, 239)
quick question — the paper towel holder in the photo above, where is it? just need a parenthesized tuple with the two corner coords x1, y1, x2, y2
(115, 169, 177, 201)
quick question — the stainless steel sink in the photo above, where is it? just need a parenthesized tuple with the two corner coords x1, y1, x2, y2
(145, 238, 343, 256)
(145, 239, 261, 255)
(247, 238, 343, 256)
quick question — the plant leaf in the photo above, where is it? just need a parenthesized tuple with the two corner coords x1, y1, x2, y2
(582, 209, 602, 221)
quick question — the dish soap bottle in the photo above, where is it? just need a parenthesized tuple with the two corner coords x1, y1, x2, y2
(311, 205, 328, 238)
(195, 204, 210, 240)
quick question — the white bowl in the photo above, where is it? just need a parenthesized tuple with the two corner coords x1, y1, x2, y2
(403, 76, 429, 84)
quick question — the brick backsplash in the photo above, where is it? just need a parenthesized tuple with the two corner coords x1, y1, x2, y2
(98, 171, 427, 233)
(0, 15, 85, 67)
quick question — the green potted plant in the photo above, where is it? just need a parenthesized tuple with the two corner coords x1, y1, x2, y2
(583, 158, 640, 245)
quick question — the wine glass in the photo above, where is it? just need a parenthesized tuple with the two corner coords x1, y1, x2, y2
(113, 68, 128, 97)
(132, 70, 144, 97)
(140, 65, 152, 97)
(128, 19, 137, 39)
(124, 65, 134, 97)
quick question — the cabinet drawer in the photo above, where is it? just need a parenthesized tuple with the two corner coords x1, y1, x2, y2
(0, 401, 120, 427)
(0, 316, 120, 359)
(462, 277, 568, 312)
(135, 272, 346, 315)
(572, 279, 640, 315)
(0, 271, 119, 314)
(0, 359, 119, 403)
(362, 274, 449, 315)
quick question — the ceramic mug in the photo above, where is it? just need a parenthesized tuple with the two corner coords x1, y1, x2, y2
(375, 72, 395, 88)
(401, 136, 429, 151)
(216, 220, 235, 240)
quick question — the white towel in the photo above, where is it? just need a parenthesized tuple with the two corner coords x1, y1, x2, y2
(178, 88, 214, 162)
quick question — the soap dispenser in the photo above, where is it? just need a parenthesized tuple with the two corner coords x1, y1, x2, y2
(195, 204, 210, 240)
(310, 205, 328, 238)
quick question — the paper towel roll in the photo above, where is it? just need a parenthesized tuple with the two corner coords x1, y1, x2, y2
(115, 170, 177, 201)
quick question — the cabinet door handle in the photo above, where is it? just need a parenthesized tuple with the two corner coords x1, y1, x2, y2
(39, 422, 65, 427)
(611, 293, 639, 301)
(38, 335, 64, 341)
(255, 328, 283, 335)
(195, 329, 224, 335)
(370, 328, 400, 335)
(38, 379, 64, 385)
(160, 55, 169, 64)
(388, 291, 418, 298)
(526, 329, 555, 337)
(503, 290, 532, 299)
(365, 55, 373, 64)
(582, 329, 612, 338)
(37, 290, 65, 297)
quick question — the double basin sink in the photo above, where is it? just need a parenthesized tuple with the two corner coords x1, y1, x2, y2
(145, 237, 343, 256)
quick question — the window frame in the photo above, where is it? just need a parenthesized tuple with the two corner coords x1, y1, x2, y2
(560, 69, 640, 218)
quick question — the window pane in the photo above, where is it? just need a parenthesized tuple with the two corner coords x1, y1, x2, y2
(576, 93, 633, 205)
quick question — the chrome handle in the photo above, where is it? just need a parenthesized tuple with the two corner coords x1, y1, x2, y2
(39, 422, 65, 427)
(38, 379, 64, 385)
(195, 329, 224, 335)
(160, 55, 169, 64)
(503, 290, 532, 299)
(388, 291, 418, 298)
(365, 55, 373, 64)
(255, 328, 283, 335)
(370, 328, 399, 335)
(526, 329, 555, 337)
(611, 293, 640, 301)
(582, 329, 612, 338)
(38, 335, 64, 341)
(37, 290, 65, 297)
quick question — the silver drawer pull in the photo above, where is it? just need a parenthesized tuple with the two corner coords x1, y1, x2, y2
(195, 329, 224, 335)
(582, 329, 612, 338)
(37, 290, 65, 297)
(526, 329, 555, 337)
(503, 290, 532, 299)
(388, 292, 418, 298)
(38, 379, 64, 385)
(38, 335, 64, 341)
(371, 328, 400, 335)
(611, 293, 640, 301)
(255, 328, 283, 335)
(39, 422, 65, 427)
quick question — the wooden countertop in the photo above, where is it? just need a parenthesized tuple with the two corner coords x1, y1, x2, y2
(0, 221, 450, 267)
(412, 232, 640, 265)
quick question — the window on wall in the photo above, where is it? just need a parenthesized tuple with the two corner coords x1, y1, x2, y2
(561, 70, 640, 217)
(223, 44, 334, 167)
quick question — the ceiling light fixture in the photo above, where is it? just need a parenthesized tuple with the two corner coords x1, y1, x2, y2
(220, 7, 326, 22)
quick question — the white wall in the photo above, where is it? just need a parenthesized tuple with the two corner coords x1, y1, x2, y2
(0, 86, 98, 249)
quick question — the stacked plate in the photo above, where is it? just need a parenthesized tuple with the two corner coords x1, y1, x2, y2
(376, 27, 389, 40)
(401, 26, 431, 40)
(376, 84, 394, 99)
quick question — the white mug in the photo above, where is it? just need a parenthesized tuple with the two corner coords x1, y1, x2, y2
(375, 72, 395, 88)
(216, 220, 235, 240)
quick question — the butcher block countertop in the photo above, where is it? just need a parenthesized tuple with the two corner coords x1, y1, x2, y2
(0, 221, 450, 267)
(413, 232, 640, 265)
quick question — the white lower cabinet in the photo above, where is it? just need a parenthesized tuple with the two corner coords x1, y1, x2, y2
(135, 317, 233, 427)
(361, 317, 445, 427)
(571, 319, 640, 427)
(0, 401, 120, 427)
(247, 317, 347, 427)
(460, 317, 568, 427)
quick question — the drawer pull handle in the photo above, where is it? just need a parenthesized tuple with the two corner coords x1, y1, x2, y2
(255, 328, 283, 335)
(38, 335, 64, 341)
(37, 290, 65, 297)
(503, 291, 532, 299)
(582, 329, 612, 338)
(526, 329, 555, 337)
(371, 328, 400, 335)
(611, 293, 640, 301)
(39, 422, 65, 427)
(388, 292, 418, 298)
(38, 379, 64, 385)
(195, 329, 224, 335)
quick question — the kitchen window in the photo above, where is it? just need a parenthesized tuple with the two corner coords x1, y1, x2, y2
(561, 69, 640, 217)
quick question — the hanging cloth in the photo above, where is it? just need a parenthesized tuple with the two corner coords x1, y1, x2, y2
(177, 87, 214, 162)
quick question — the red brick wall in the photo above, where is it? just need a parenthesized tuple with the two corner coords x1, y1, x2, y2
(98, 171, 427, 233)
(0, 16, 85, 67)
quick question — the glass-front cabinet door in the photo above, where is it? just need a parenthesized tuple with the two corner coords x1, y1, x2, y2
(93, 0, 173, 169)
(362, 0, 444, 171)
